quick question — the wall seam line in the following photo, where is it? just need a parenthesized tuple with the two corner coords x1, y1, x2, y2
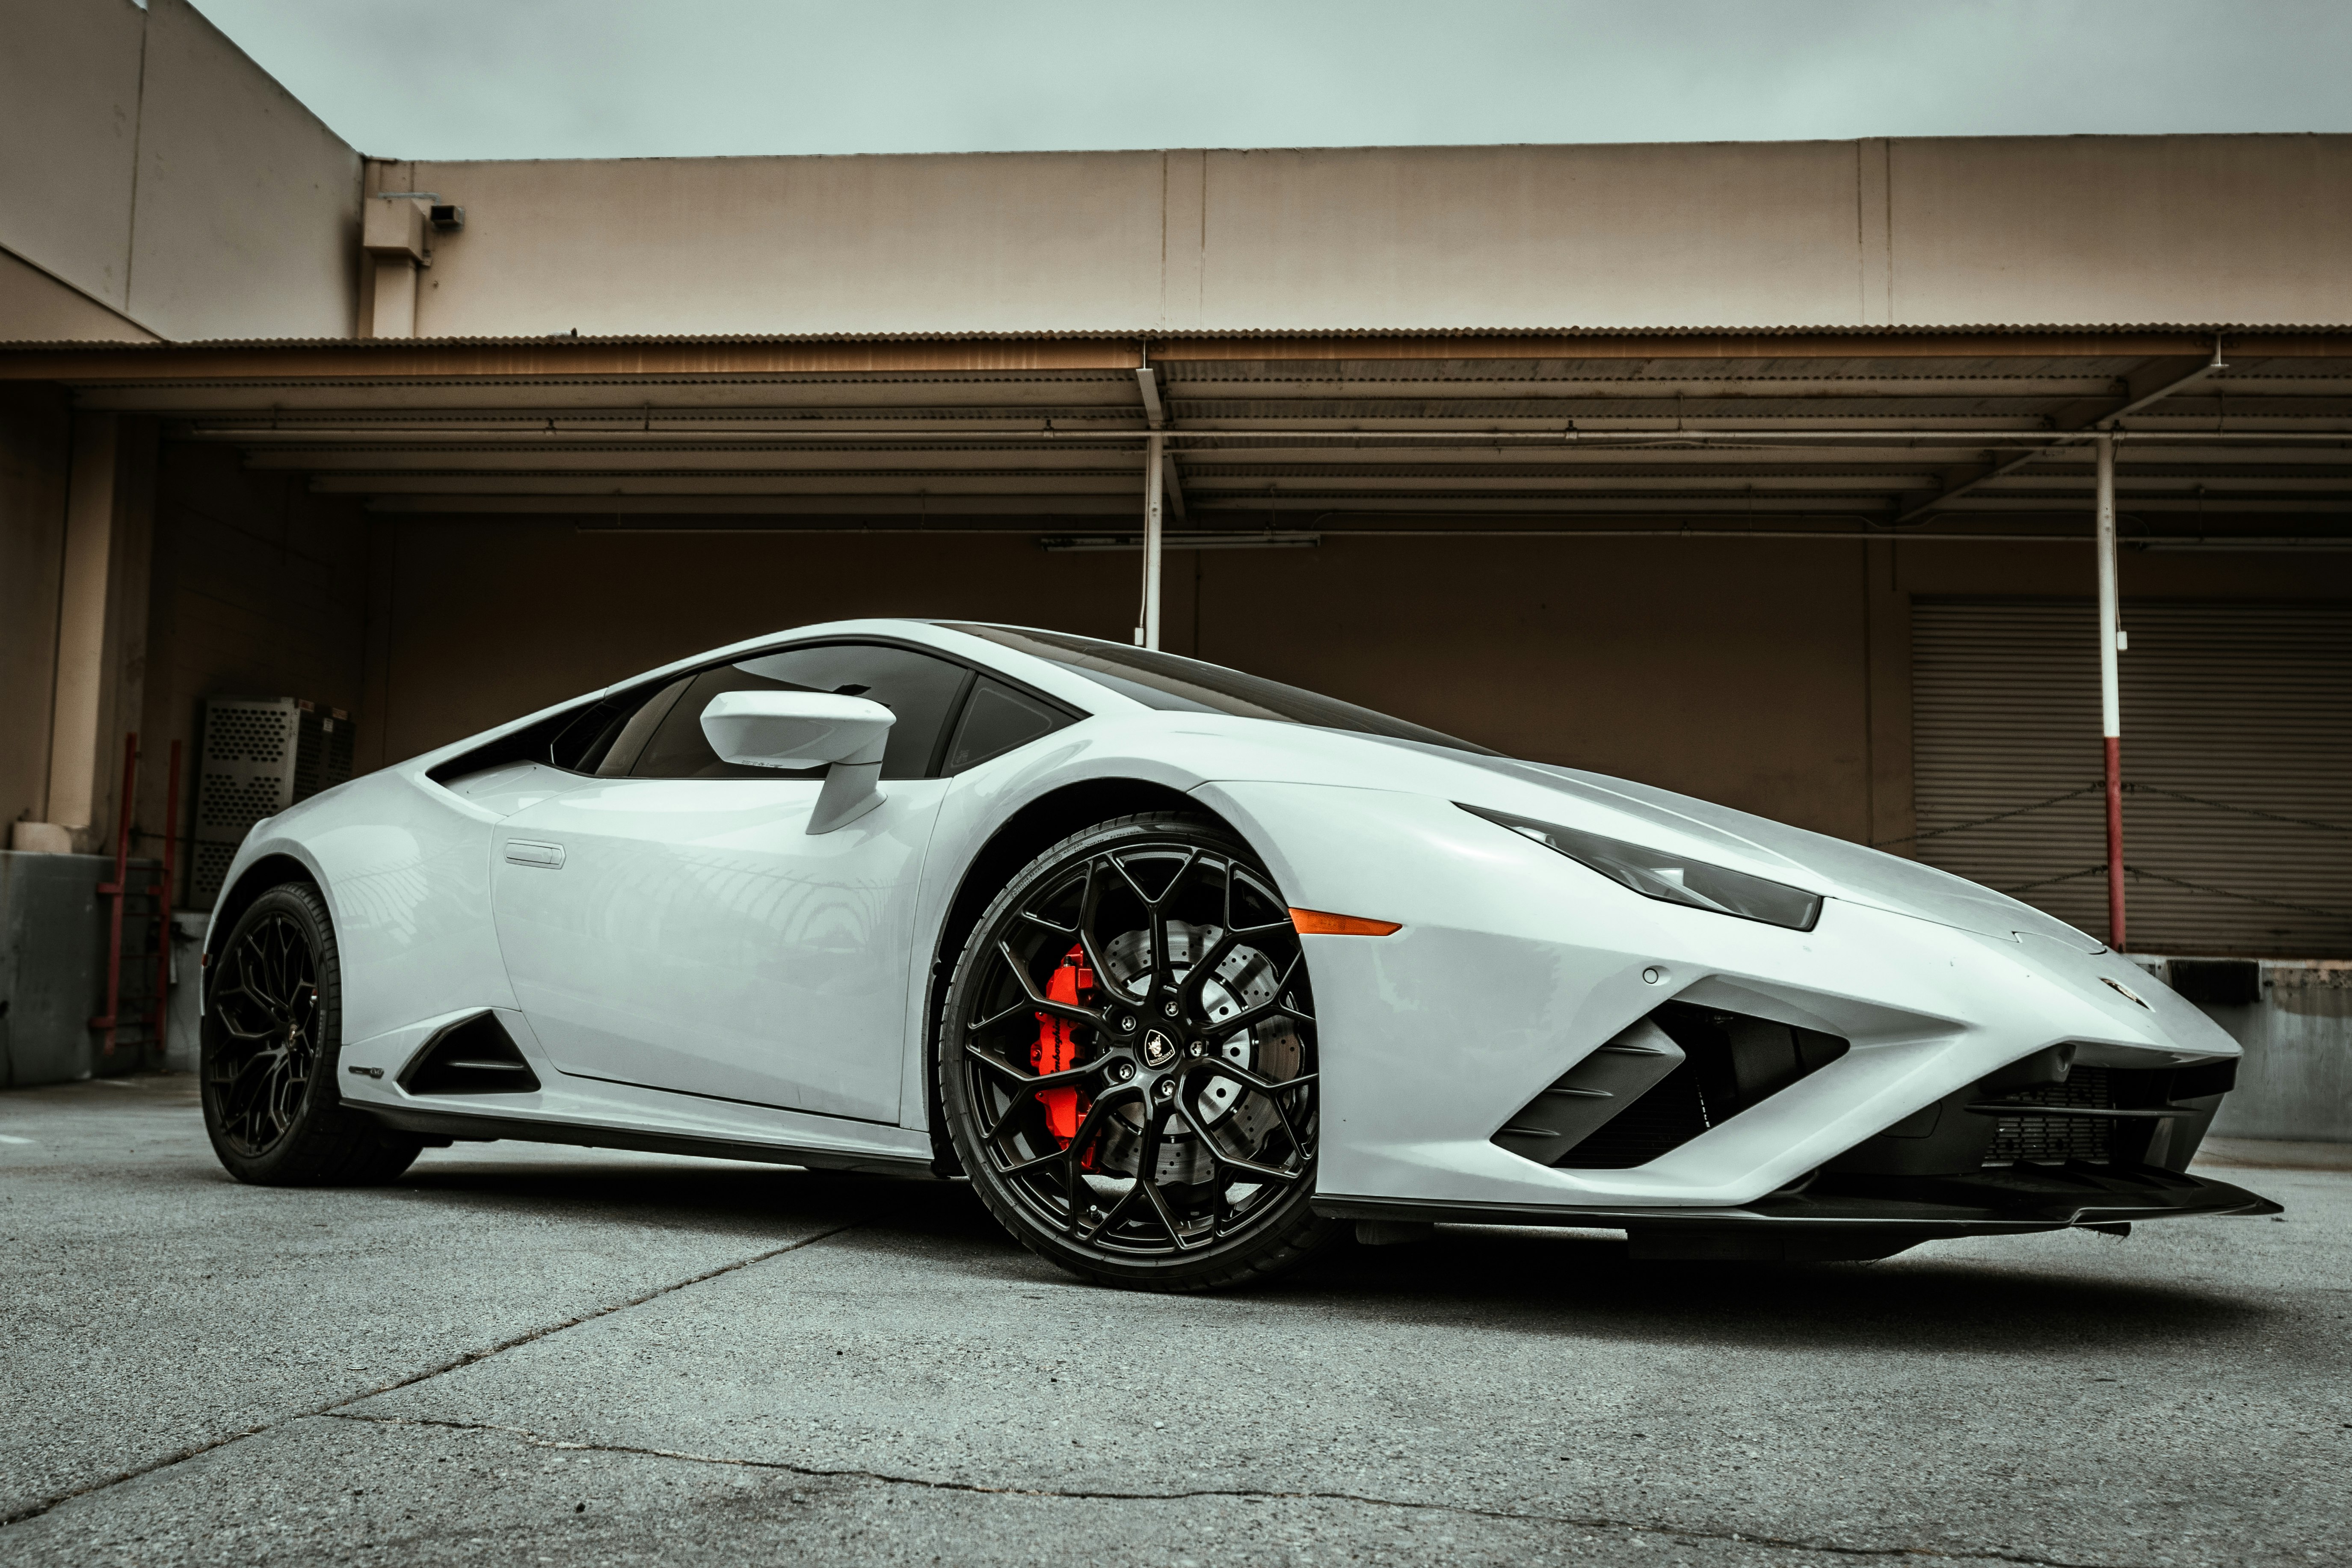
(120, 3, 152, 323)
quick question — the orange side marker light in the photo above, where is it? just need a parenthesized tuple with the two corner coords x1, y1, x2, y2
(1288, 908, 1403, 937)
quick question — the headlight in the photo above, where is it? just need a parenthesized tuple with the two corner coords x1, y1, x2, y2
(1458, 803, 1822, 931)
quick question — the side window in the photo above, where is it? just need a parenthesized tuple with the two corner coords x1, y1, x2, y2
(593, 677, 690, 776)
(545, 677, 689, 776)
(627, 643, 976, 781)
(944, 678, 1070, 773)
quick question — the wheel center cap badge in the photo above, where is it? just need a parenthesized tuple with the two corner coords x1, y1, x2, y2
(1141, 1029, 1178, 1068)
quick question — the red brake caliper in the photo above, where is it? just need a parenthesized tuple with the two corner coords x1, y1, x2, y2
(1032, 943, 1095, 1159)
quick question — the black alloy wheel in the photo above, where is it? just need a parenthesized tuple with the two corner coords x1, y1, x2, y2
(940, 813, 1335, 1290)
(201, 882, 422, 1186)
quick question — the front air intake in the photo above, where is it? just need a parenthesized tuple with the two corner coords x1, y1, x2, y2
(1494, 1002, 1849, 1170)
(398, 1012, 542, 1096)
(1982, 1067, 2121, 1164)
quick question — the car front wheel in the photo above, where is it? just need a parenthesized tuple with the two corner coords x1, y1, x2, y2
(940, 813, 1333, 1290)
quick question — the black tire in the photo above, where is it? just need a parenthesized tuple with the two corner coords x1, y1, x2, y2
(939, 812, 1335, 1291)
(201, 882, 422, 1186)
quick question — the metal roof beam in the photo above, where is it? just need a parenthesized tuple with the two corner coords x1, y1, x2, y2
(1894, 339, 2231, 524)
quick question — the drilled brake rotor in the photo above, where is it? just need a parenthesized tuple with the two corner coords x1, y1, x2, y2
(1090, 920, 1303, 1184)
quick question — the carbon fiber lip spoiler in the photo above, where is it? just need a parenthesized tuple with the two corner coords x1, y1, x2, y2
(1315, 1167, 2283, 1236)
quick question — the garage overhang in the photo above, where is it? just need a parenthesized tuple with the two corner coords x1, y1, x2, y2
(6, 328, 2350, 544)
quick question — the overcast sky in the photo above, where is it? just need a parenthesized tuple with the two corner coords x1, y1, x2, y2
(193, 0, 2352, 161)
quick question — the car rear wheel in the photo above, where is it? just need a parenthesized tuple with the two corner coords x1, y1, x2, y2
(940, 813, 1334, 1290)
(201, 882, 422, 1186)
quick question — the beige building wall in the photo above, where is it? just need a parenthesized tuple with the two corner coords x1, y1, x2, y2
(0, 0, 147, 319)
(386, 135, 2352, 339)
(1888, 135, 2352, 327)
(0, 252, 158, 343)
(0, 0, 360, 343)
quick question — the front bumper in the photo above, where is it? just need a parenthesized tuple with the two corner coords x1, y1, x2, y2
(1203, 781, 2248, 1213)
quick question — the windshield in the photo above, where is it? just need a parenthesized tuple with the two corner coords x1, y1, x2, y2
(943, 624, 1496, 756)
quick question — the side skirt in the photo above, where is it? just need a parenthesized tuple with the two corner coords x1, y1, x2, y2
(365, 1105, 941, 1178)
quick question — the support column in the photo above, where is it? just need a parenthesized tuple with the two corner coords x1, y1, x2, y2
(2095, 433, 2127, 950)
(1140, 430, 1164, 649)
(43, 415, 121, 846)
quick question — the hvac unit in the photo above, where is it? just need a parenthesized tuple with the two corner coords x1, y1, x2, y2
(192, 698, 356, 907)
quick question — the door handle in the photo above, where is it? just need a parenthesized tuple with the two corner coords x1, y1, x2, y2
(504, 840, 566, 869)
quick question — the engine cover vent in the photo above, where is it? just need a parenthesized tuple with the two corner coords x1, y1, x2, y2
(1495, 1001, 1850, 1171)
(399, 1012, 542, 1096)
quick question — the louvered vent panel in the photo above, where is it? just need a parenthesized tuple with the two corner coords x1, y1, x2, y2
(192, 698, 359, 907)
(1912, 599, 2352, 956)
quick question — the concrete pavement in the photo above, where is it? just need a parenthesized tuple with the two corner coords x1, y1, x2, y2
(3, 1074, 2346, 1567)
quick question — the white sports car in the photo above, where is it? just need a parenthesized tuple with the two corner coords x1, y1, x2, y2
(200, 619, 2278, 1289)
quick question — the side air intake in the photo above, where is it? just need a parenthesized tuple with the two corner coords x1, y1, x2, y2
(398, 1012, 542, 1096)
(1493, 1001, 1849, 1171)
(1490, 1020, 1686, 1165)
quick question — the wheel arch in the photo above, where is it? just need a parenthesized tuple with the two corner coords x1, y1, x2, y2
(201, 851, 332, 1011)
(203, 854, 324, 999)
(920, 776, 1254, 1174)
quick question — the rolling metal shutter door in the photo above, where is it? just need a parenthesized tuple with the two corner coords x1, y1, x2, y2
(1911, 599, 2352, 957)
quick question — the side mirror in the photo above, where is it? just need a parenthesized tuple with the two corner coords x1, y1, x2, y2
(700, 691, 895, 833)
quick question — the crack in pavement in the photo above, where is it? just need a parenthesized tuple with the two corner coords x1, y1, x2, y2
(0, 1220, 863, 1529)
(323, 1410, 2152, 1568)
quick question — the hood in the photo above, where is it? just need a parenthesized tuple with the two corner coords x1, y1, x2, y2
(1095, 711, 2109, 955)
(1436, 750, 2107, 954)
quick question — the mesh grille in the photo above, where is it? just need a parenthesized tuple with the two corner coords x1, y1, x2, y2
(1986, 1067, 2117, 1165)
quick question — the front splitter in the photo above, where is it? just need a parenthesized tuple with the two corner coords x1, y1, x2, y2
(1315, 1164, 2281, 1259)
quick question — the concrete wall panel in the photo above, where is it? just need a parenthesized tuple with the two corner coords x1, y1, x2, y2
(1890, 135, 2352, 328)
(400, 151, 1174, 339)
(401, 141, 1877, 338)
(124, 0, 360, 341)
(0, 250, 159, 343)
(2204, 966, 2352, 1141)
(383, 136, 2352, 339)
(0, 0, 145, 315)
(1194, 142, 1871, 331)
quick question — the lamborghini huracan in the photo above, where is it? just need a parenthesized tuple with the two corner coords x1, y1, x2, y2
(199, 619, 2278, 1289)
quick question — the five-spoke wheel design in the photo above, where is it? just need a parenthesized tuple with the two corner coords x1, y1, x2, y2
(943, 814, 1333, 1289)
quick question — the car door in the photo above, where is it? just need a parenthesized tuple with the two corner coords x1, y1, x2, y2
(488, 641, 976, 1123)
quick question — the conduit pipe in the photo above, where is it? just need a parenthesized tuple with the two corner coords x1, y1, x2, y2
(1140, 430, 1164, 648)
(2096, 433, 2127, 949)
(179, 424, 2346, 447)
